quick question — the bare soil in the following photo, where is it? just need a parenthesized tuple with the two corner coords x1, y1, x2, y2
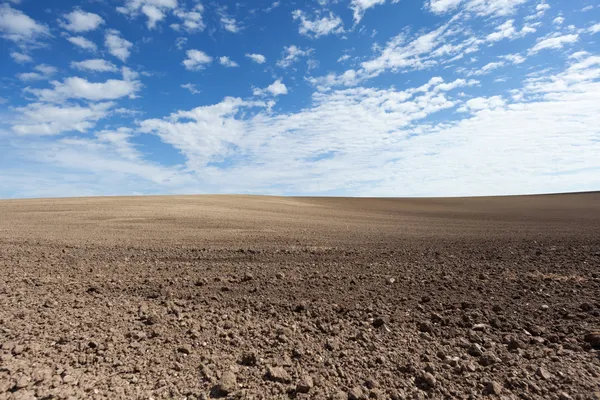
(0, 193, 599, 400)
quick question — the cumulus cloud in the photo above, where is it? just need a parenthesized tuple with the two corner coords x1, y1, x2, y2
(350, 0, 392, 24)
(292, 10, 344, 38)
(485, 19, 535, 42)
(27, 74, 141, 103)
(172, 4, 204, 32)
(117, 0, 177, 29)
(10, 51, 33, 63)
(71, 59, 118, 73)
(67, 36, 98, 51)
(219, 56, 239, 68)
(529, 33, 579, 54)
(0, 4, 49, 44)
(426, 0, 530, 16)
(218, 8, 241, 33)
(183, 49, 213, 70)
(181, 83, 200, 94)
(60, 9, 104, 32)
(246, 53, 266, 64)
(11, 102, 114, 135)
(589, 23, 600, 34)
(18, 64, 57, 82)
(277, 45, 312, 68)
(253, 79, 288, 96)
(105, 30, 133, 62)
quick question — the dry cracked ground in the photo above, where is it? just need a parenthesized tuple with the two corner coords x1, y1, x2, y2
(0, 194, 599, 400)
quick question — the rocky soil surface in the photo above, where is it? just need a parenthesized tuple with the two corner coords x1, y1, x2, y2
(0, 194, 599, 399)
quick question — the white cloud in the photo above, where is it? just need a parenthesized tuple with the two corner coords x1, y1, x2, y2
(277, 45, 312, 68)
(253, 79, 288, 96)
(486, 19, 535, 42)
(60, 9, 104, 32)
(105, 29, 133, 62)
(292, 10, 344, 38)
(117, 0, 177, 29)
(10, 51, 32, 63)
(172, 4, 204, 32)
(246, 53, 266, 64)
(426, 0, 529, 17)
(132, 58, 600, 196)
(501, 53, 526, 64)
(27, 75, 141, 103)
(589, 23, 600, 34)
(0, 97, 7, 105)
(71, 59, 118, 72)
(469, 61, 505, 76)
(529, 33, 579, 54)
(219, 56, 239, 68)
(67, 36, 98, 51)
(338, 54, 351, 62)
(181, 83, 200, 94)
(350, 0, 389, 24)
(553, 16, 565, 25)
(458, 95, 506, 112)
(0, 4, 49, 44)
(18, 64, 57, 81)
(218, 9, 241, 33)
(183, 49, 213, 70)
(141, 5, 164, 29)
(11, 102, 114, 135)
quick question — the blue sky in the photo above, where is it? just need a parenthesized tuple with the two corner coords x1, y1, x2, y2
(0, 0, 599, 198)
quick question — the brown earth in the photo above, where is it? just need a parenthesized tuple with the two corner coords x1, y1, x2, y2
(0, 193, 599, 400)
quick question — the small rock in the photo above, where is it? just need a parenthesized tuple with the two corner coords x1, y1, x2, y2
(540, 304, 549, 311)
(419, 322, 433, 333)
(348, 386, 365, 400)
(213, 372, 237, 396)
(275, 272, 285, 279)
(373, 318, 385, 328)
(325, 338, 339, 351)
(507, 339, 523, 351)
(535, 366, 551, 380)
(386, 277, 396, 285)
(483, 381, 502, 395)
(559, 392, 573, 400)
(472, 324, 487, 331)
(584, 332, 600, 349)
(241, 273, 253, 282)
(266, 366, 291, 383)
(177, 345, 191, 355)
(240, 352, 257, 366)
(296, 375, 313, 394)
(416, 372, 436, 389)
(468, 343, 483, 357)
(15, 376, 31, 389)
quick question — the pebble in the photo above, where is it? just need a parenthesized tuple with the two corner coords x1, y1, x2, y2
(535, 366, 551, 380)
(468, 343, 483, 357)
(418, 372, 436, 389)
(296, 375, 313, 394)
(177, 345, 191, 355)
(240, 351, 257, 366)
(584, 332, 600, 349)
(214, 372, 237, 396)
(372, 318, 385, 328)
(559, 392, 573, 400)
(266, 366, 291, 383)
(484, 381, 502, 395)
(348, 385, 365, 400)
